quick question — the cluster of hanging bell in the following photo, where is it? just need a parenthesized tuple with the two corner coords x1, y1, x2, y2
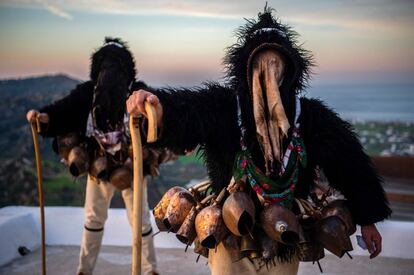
(153, 177, 356, 272)
(53, 132, 132, 190)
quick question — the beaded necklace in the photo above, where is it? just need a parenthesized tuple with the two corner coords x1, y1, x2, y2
(233, 96, 307, 207)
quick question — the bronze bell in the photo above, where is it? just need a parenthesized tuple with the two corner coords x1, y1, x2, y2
(195, 188, 228, 249)
(164, 190, 196, 233)
(240, 234, 260, 260)
(260, 204, 300, 245)
(222, 191, 255, 236)
(176, 194, 215, 246)
(56, 132, 80, 160)
(67, 146, 90, 177)
(321, 200, 356, 235)
(153, 186, 187, 232)
(109, 166, 132, 190)
(297, 225, 325, 262)
(315, 216, 353, 258)
(90, 156, 109, 180)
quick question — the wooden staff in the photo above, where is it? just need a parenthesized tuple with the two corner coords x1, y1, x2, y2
(30, 118, 46, 275)
(130, 102, 158, 275)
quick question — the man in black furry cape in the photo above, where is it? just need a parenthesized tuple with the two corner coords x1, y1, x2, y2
(127, 7, 391, 275)
(27, 38, 160, 275)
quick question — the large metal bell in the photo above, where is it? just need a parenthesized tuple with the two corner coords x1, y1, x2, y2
(153, 186, 187, 231)
(260, 204, 300, 245)
(164, 190, 196, 233)
(222, 191, 255, 236)
(321, 200, 356, 235)
(195, 204, 227, 249)
(315, 216, 353, 258)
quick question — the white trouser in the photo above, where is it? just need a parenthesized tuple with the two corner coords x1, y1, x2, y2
(208, 243, 299, 275)
(77, 175, 157, 275)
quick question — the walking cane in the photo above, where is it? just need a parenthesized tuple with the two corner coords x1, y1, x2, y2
(29, 118, 46, 275)
(130, 102, 158, 275)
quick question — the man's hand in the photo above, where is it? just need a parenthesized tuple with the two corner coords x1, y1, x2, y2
(26, 109, 49, 124)
(126, 90, 163, 125)
(361, 224, 382, 259)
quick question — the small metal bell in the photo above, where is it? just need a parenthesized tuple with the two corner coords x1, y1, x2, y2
(67, 146, 90, 177)
(240, 234, 260, 260)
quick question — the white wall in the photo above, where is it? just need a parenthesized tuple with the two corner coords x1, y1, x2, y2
(1, 206, 413, 266)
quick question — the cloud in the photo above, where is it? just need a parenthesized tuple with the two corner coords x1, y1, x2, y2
(38, 0, 73, 20)
(2, 0, 413, 22)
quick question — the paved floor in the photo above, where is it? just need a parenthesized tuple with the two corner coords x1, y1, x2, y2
(1, 245, 413, 275)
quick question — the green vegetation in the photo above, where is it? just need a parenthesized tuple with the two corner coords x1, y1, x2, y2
(43, 174, 86, 206)
(177, 151, 204, 165)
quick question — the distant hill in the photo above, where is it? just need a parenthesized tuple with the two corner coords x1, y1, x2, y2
(0, 74, 80, 99)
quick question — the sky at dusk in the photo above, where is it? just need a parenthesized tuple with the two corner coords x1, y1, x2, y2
(0, 0, 413, 86)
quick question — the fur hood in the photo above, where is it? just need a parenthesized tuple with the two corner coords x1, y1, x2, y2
(224, 6, 313, 95)
(90, 37, 136, 85)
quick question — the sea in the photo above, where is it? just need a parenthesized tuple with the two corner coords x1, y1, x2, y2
(306, 84, 414, 122)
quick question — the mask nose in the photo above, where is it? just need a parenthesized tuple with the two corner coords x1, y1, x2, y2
(251, 49, 290, 175)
